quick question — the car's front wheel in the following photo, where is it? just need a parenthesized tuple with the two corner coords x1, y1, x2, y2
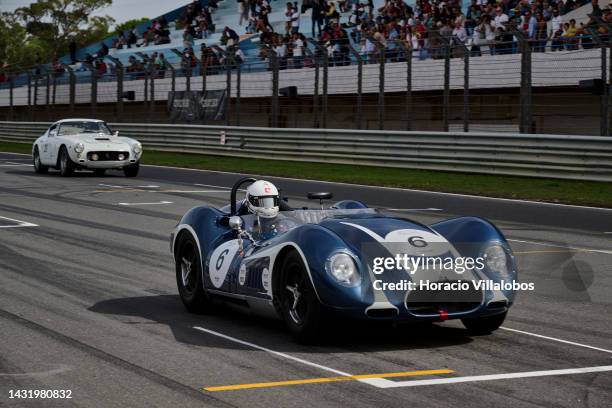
(175, 232, 210, 313)
(59, 146, 75, 177)
(462, 311, 507, 335)
(279, 251, 324, 342)
(33, 147, 48, 174)
(123, 162, 139, 177)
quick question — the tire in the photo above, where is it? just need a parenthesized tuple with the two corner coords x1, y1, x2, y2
(175, 232, 210, 313)
(93, 169, 106, 176)
(59, 146, 75, 177)
(33, 147, 48, 174)
(462, 311, 507, 335)
(278, 251, 324, 342)
(123, 162, 139, 177)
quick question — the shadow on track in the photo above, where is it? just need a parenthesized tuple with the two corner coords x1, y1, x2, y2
(89, 295, 473, 353)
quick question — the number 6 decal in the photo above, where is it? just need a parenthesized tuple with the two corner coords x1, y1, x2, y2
(216, 249, 229, 270)
(209, 240, 240, 289)
(408, 236, 428, 247)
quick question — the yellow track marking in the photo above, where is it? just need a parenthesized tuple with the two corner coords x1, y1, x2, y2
(203, 369, 454, 392)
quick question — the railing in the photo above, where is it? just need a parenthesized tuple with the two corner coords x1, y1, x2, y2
(1, 121, 611, 182)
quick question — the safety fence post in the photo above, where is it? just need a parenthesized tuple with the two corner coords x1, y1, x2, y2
(64, 66, 75, 115)
(106, 57, 124, 122)
(9, 76, 14, 120)
(84, 63, 98, 117)
(510, 26, 532, 134)
(348, 45, 363, 129)
(268, 47, 279, 128)
(398, 40, 413, 131)
(587, 26, 607, 136)
(367, 35, 385, 130)
(304, 45, 319, 127)
(171, 48, 191, 92)
(307, 39, 328, 128)
(453, 35, 470, 132)
(27, 72, 32, 120)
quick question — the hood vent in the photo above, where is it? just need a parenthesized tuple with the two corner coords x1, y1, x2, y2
(95, 138, 110, 141)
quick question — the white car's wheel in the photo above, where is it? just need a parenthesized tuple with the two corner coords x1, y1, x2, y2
(123, 162, 139, 177)
(33, 147, 48, 174)
(59, 146, 75, 177)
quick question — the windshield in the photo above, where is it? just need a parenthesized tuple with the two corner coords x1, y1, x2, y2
(58, 121, 112, 136)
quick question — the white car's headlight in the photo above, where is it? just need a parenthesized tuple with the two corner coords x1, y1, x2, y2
(74, 143, 84, 153)
(326, 252, 361, 286)
(483, 244, 513, 279)
(132, 143, 142, 155)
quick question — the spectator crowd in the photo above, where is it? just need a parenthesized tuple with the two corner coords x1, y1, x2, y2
(5, 0, 610, 84)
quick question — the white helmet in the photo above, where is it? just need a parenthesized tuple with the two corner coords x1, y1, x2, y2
(245, 180, 279, 218)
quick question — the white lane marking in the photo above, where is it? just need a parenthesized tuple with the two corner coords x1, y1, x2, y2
(508, 238, 612, 255)
(194, 183, 232, 189)
(117, 201, 173, 206)
(195, 183, 246, 193)
(0, 216, 38, 228)
(160, 190, 229, 193)
(192, 326, 383, 387)
(500, 327, 612, 355)
(99, 183, 160, 189)
(386, 208, 443, 211)
(140, 163, 612, 212)
(0, 364, 72, 378)
(375, 365, 612, 388)
(604, 232, 612, 234)
(0, 163, 32, 167)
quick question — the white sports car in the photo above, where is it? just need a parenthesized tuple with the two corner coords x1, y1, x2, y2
(32, 119, 142, 177)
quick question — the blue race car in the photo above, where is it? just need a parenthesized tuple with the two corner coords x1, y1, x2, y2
(171, 178, 516, 341)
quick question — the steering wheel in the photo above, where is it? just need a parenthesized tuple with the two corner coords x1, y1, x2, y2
(230, 177, 256, 215)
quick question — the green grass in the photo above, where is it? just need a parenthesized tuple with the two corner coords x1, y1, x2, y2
(3, 141, 611, 208)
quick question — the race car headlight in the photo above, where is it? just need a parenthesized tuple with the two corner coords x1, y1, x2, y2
(132, 143, 142, 155)
(483, 244, 513, 279)
(74, 143, 84, 154)
(326, 252, 360, 286)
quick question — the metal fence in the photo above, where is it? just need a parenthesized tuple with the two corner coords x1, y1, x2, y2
(0, 25, 611, 136)
(1, 121, 611, 182)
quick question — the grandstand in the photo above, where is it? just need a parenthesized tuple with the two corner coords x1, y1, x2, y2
(0, 0, 609, 135)
(2, 0, 603, 82)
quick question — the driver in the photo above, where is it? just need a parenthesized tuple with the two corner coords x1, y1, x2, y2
(245, 180, 295, 239)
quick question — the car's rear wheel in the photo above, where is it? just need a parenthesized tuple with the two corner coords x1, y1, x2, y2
(462, 311, 507, 335)
(279, 251, 324, 342)
(59, 146, 74, 177)
(93, 169, 106, 176)
(123, 162, 139, 177)
(175, 232, 210, 313)
(33, 147, 48, 174)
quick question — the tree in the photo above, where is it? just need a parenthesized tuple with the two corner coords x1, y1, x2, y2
(12, 0, 115, 65)
(113, 17, 150, 36)
(0, 12, 43, 72)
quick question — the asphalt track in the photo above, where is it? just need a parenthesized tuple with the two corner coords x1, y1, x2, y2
(0, 151, 611, 408)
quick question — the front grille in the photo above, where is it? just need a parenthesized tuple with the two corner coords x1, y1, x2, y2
(87, 151, 129, 161)
(405, 280, 483, 315)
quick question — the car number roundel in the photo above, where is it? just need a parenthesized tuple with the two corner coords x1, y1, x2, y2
(384, 229, 450, 257)
(209, 239, 240, 288)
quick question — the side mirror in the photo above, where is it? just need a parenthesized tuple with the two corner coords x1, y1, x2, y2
(228, 216, 243, 231)
(113, 130, 119, 137)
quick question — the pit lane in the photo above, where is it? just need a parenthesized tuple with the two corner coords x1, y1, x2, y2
(0, 152, 610, 407)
